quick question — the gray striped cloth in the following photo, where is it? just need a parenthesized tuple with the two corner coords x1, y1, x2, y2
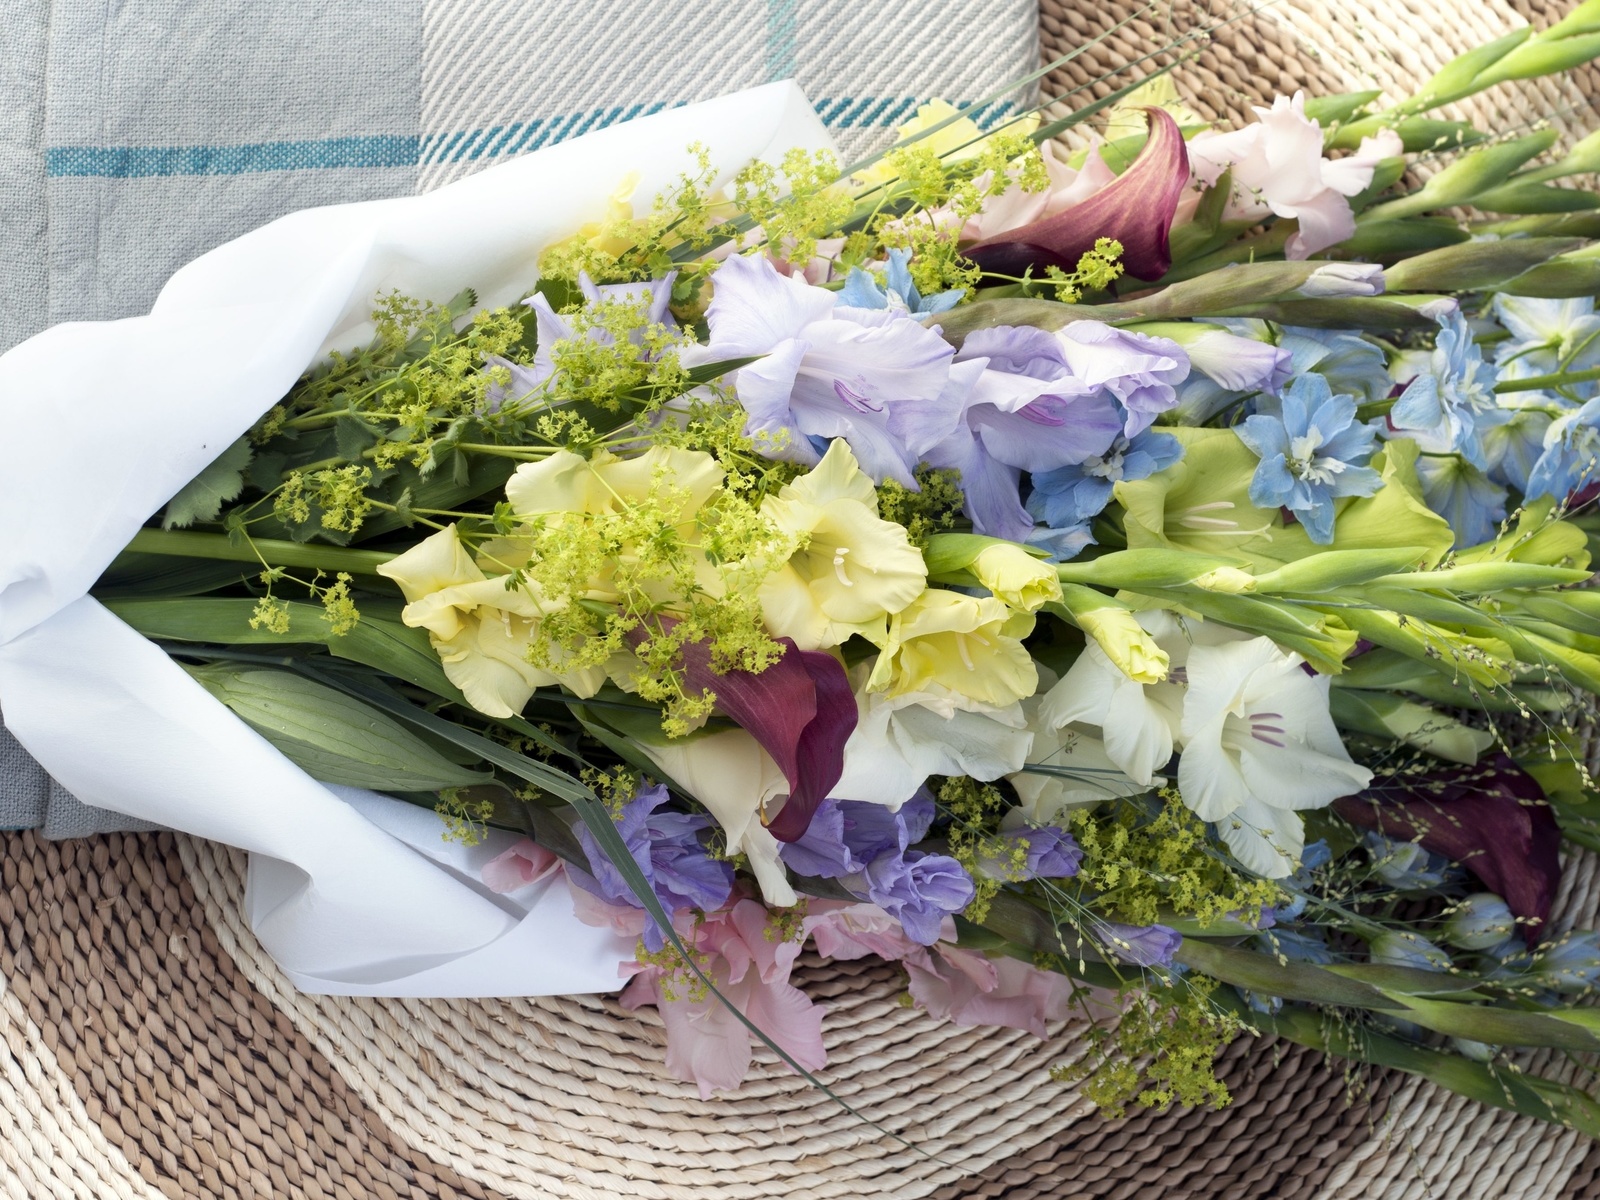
(0, 0, 1039, 834)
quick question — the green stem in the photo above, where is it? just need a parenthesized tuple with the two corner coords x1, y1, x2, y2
(1495, 366, 1600, 394)
(126, 529, 395, 577)
(456, 443, 555, 459)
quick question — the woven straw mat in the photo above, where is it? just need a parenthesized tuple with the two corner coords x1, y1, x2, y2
(7, 3, 1600, 1198)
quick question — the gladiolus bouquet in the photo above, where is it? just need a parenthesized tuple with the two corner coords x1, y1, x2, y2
(12, 5, 1600, 1130)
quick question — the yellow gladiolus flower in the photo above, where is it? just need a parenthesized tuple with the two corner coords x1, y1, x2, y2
(757, 439, 927, 649)
(867, 589, 1037, 710)
(969, 542, 1062, 612)
(377, 525, 604, 718)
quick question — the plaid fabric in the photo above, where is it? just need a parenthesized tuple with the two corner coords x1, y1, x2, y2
(0, 0, 1038, 832)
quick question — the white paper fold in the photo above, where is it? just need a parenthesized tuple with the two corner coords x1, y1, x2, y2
(0, 82, 834, 996)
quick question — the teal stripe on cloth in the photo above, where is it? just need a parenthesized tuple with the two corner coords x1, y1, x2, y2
(48, 99, 1017, 178)
(46, 135, 421, 177)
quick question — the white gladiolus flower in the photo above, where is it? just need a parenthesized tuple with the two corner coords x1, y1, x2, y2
(1177, 637, 1372, 877)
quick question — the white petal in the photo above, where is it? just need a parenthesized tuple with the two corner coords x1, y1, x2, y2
(1179, 638, 1282, 741)
(1215, 793, 1305, 879)
(1038, 649, 1118, 729)
(1101, 679, 1176, 786)
(1176, 715, 1246, 821)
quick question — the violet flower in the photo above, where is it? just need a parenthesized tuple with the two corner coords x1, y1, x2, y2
(862, 852, 977, 946)
(691, 253, 958, 487)
(779, 793, 934, 879)
(1096, 920, 1183, 967)
(571, 781, 734, 951)
(978, 825, 1083, 882)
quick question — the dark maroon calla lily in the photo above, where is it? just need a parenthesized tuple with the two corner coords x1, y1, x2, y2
(636, 620, 856, 842)
(1333, 753, 1562, 942)
(966, 107, 1191, 283)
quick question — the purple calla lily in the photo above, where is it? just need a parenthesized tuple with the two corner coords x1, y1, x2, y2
(641, 623, 855, 843)
(966, 108, 1190, 282)
(1334, 753, 1562, 942)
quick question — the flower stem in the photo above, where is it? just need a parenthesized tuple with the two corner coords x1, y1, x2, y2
(125, 529, 395, 576)
(1495, 365, 1600, 394)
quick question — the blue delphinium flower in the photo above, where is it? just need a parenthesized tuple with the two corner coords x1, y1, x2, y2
(1363, 831, 1458, 890)
(837, 246, 965, 316)
(1525, 395, 1600, 503)
(1414, 454, 1508, 548)
(1387, 310, 1499, 469)
(571, 782, 734, 951)
(1479, 403, 1555, 493)
(1269, 839, 1331, 923)
(1236, 373, 1382, 543)
(1530, 930, 1600, 993)
(1026, 428, 1184, 529)
(1277, 324, 1393, 405)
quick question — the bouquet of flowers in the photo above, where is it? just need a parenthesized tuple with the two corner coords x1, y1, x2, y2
(11, 2, 1600, 1131)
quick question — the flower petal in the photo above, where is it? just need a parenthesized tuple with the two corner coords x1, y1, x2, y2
(967, 108, 1190, 280)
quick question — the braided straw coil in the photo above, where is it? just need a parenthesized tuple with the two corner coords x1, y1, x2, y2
(7, 3, 1600, 1198)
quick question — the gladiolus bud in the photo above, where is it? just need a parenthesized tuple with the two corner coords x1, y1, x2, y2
(1052, 584, 1169, 684)
(1531, 931, 1600, 993)
(1363, 130, 1559, 223)
(970, 544, 1063, 612)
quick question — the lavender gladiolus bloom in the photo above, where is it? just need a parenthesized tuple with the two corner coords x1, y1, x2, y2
(1182, 327, 1292, 395)
(571, 782, 734, 951)
(1053, 322, 1189, 435)
(922, 325, 1129, 540)
(979, 825, 1083, 881)
(1027, 428, 1183, 528)
(837, 247, 964, 316)
(692, 253, 958, 487)
(863, 852, 977, 945)
(1387, 310, 1499, 469)
(484, 272, 678, 412)
(1237, 372, 1382, 543)
(1097, 921, 1182, 967)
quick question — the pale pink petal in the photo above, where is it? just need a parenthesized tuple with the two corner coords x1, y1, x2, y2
(1320, 128, 1405, 197)
(931, 944, 1001, 992)
(481, 838, 561, 893)
(569, 881, 650, 940)
(1283, 187, 1358, 259)
(910, 952, 1078, 1037)
(743, 977, 828, 1075)
(1041, 143, 1116, 217)
(655, 974, 757, 1099)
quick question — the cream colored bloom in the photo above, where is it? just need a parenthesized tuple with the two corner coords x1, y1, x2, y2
(490, 445, 727, 602)
(866, 589, 1037, 710)
(757, 439, 926, 649)
(633, 727, 797, 906)
(969, 543, 1062, 612)
(377, 525, 603, 718)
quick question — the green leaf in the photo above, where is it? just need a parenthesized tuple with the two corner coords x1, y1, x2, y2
(183, 664, 491, 791)
(162, 438, 253, 529)
(335, 414, 381, 461)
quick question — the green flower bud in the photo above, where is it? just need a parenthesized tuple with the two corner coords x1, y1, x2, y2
(1363, 130, 1559, 223)
(1382, 235, 1582, 292)
(1475, 31, 1600, 91)
(1328, 689, 1495, 765)
(1052, 585, 1169, 684)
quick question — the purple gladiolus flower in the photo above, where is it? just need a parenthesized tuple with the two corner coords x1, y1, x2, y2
(691, 253, 958, 487)
(1053, 322, 1190, 436)
(571, 782, 734, 951)
(979, 826, 1083, 881)
(1097, 920, 1183, 967)
(485, 272, 678, 413)
(779, 793, 934, 879)
(863, 852, 977, 946)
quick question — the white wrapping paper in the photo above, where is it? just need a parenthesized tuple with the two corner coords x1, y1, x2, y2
(0, 83, 834, 996)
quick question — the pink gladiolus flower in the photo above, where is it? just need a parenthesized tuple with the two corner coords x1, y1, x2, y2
(619, 898, 825, 1098)
(481, 838, 561, 893)
(1186, 93, 1404, 259)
